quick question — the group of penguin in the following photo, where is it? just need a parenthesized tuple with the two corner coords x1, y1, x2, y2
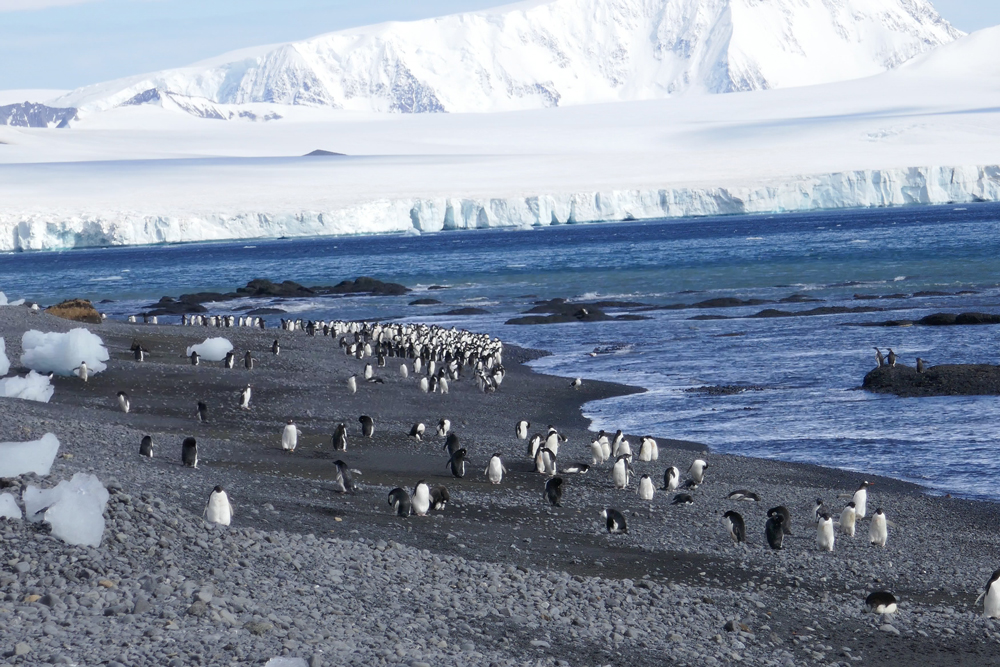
(874, 347, 927, 374)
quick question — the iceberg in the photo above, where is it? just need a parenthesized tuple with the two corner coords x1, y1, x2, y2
(21, 328, 109, 377)
(0, 493, 21, 520)
(186, 338, 233, 362)
(0, 433, 60, 477)
(0, 371, 55, 403)
(24, 473, 109, 548)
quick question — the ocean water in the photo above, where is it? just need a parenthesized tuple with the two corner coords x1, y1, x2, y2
(3, 203, 1000, 500)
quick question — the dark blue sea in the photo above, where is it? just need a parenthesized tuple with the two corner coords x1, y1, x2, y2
(4, 203, 1000, 501)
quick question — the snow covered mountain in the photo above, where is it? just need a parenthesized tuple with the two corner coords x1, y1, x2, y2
(54, 0, 960, 115)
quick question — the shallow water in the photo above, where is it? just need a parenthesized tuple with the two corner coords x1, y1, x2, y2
(3, 202, 1000, 500)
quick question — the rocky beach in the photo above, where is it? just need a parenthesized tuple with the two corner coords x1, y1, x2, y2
(1, 304, 1000, 667)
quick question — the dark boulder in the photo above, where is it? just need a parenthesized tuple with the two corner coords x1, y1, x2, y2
(863, 363, 1000, 397)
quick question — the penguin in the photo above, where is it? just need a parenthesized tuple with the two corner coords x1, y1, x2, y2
(239, 384, 251, 410)
(688, 459, 708, 485)
(663, 466, 680, 491)
(443, 432, 461, 456)
(359, 415, 375, 438)
(671, 493, 694, 506)
(437, 418, 451, 437)
(414, 358, 423, 374)
(139, 435, 153, 458)
(561, 463, 589, 474)
(190, 351, 200, 366)
(438, 377, 449, 395)
(812, 498, 825, 524)
(852, 481, 872, 518)
(874, 347, 884, 368)
(866, 591, 898, 615)
(637, 474, 655, 501)
(817, 513, 835, 551)
(722, 510, 746, 545)
(419, 377, 429, 393)
(133, 347, 146, 362)
(196, 401, 209, 424)
(516, 420, 530, 440)
(887, 348, 896, 367)
(204, 485, 232, 526)
(869, 507, 888, 547)
(410, 422, 426, 441)
(612, 454, 633, 489)
(364, 363, 374, 380)
(181, 437, 198, 469)
(544, 477, 563, 507)
(332, 423, 348, 451)
(727, 490, 760, 502)
(527, 434, 543, 459)
(839, 501, 857, 536)
(616, 439, 632, 458)
(347, 375, 357, 394)
(916, 357, 925, 373)
(767, 506, 793, 535)
(117, 391, 130, 414)
(596, 430, 611, 461)
(331, 460, 356, 494)
(765, 513, 784, 550)
(411, 481, 431, 516)
(73, 361, 89, 382)
(429, 486, 450, 511)
(569, 378, 582, 389)
(271, 339, 280, 355)
(601, 508, 627, 534)
(486, 453, 506, 484)
(244, 351, 254, 370)
(537, 447, 557, 476)
(388, 488, 411, 518)
(223, 351, 235, 369)
(400, 363, 409, 379)
(447, 448, 467, 478)
(611, 430, 625, 457)
(590, 438, 606, 465)
(281, 420, 299, 452)
(976, 569, 1000, 619)
(638, 437, 658, 462)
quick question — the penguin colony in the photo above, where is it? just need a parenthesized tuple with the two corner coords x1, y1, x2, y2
(104, 312, 1000, 621)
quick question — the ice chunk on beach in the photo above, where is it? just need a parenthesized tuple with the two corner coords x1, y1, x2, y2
(264, 659, 308, 667)
(0, 337, 9, 376)
(0, 493, 21, 520)
(186, 337, 233, 362)
(0, 433, 60, 477)
(24, 473, 109, 547)
(0, 292, 24, 306)
(0, 371, 54, 403)
(21, 328, 109, 377)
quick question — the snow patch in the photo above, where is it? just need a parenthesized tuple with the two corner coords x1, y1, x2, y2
(0, 493, 20, 520)
(0, 371, 55, 403)
(24, 473, 109, 548)
(186, 337, 233, 362)
(21, 328, 109, 377)
(0, 433, 60, 477)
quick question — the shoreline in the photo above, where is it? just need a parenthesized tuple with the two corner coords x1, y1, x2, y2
(2, 309, 999, 665)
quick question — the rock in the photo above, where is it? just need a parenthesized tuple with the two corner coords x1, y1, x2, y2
(879, 624, 900, 635)
(132, 596, 151, 615)
(326, 277, 410, 296)
(45, 299, 102, 324)
(409, 298, 442, 305)
(863, 363, 1000, 397)
(245, 621, 273, 635)
(436, 308, 490, 316)
(529, 640, 551, 648)
(187, 601, 208, 617)
(14, 642, 29, 656)
(39, 593, 60, 607)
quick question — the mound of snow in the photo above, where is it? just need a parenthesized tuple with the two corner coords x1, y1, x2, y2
(186, 337, 233, 362)
(0, 292, 24, 306)
(21, 328, 109, 377)
(24, 473, 109, 547)
(0, 338, 9, 376)
(0, 371, 54, 403)
(0, 493, 21, 520)
(0, 433, 60, 477)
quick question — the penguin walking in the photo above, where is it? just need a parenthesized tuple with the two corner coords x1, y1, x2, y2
(204, 485, 232, 526)
(869, 508, 888, 547)
(332, 423, 348, 451)
(765, 513, 784, 550)
(430, 486, 450, 510)
(116, 391, 130, 414)
(866, 591, 898, 616)
(437, 418, 451, 437)
(443, 432, 461, 456)
(721, 510, 746, 545)
(852, 481, 872, 518)
(244, 351, 254, 370)
(544, 477, 563, 507)
(601, 508, 628, 534)
(347, 375, 357, 394)
(419, 377, 429, 393)
(364, 363, 374, 380)
(874, 347, 884, 368)
(447, 448, 467, 478)
(239, 384, 252, 410)
(638, 437, 658, 462)
(839, 502, 857, 536)
(196, 401, 209, 424)
(190, 351, 200, 366)
(73, 361, 89, 382)
(438, 377, 449, 394)
(637, 474, 655, 501)
(688, 459, 708, 485)
(817, 514, 835, 551)
(359, 415, 374, 438)
(133, 347, 147, 362)
(590, 438, 606, 465)
(812, 498, 825, 524)
(767, 506, 793, 535)
(409, 422, 426, 441)
(182, 437, 198, 468)
(535, 447, 557, 476)
(223, 351, 235, 369)
(281, 420, 300, 452)
(271, 339, 280, 356)
(400, 363, 409, 378)
(516, 420, 530, 440)
(388, 488, 411, 517)
(486, 453, 507, 484)
(611, 430, 625, 457)
(611, 454, 634, 489)
(411, 481, 431, 516)
(139, 435, 153, 458)
(527, 434, 543, 459)
(976, 570, 1000, 618)
(663, 466, 680, 492)
(331, 460, 356, 494)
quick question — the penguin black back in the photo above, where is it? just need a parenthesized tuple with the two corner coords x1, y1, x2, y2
(359, 415, 375, 438)
(765, 513, 784, 550)
(544, 477, 564, 507)
(447, 448, 467, 478)
(181, 437, 198, 468)
(602, 508, 627, 534)
(722, 510, 746, 544)
(139, 435, 153, 458)
(767, 505, 793, 535)
(443, 432, 461, 456)
(388, 487, 411, 517)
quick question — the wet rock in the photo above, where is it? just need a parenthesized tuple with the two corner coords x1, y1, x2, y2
(863, 364, 1000, 397)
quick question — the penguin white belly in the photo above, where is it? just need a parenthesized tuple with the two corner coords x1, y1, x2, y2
(839, 507, 856, 536)
(638, 477, 654, 500)
(612, 461, 628, 489)
(412, 487, 430, 516)
(986, 582, 1000, 619)
(206, 494, 232, 526)
(487, 459, 504, 484)
(590, 441, 604, 465)
(853, 489, 867, 518)
(869, 514, 887, 547)
(817, 520, 835, 551)
(282, 425, 298, 451)
(545, 436, 560, 458)
(600, 441, 611, 461)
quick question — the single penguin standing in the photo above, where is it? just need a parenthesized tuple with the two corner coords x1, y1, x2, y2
(866, 591, 898, 616)
(196, 401, 209, 424)
(916, 357, 926, 373)
(765, 513, 784, 550)
(74, 361, 89, 382)
(486, 453, 507, 484)
(637, 474, 655, 501)
(767, 506, 793, 535)
(569, 377, 582, 389)
(419, 377, 429, 393)
(887, 348, 897, 367)
(244, 351, 254, 370)
(601, 508, 628, 534)
(332, 423, 348, 451)
(364, 363, 374, 380)
(139, 435, 153, 458)
(281, 419, 300, 452)
(612, 454, 634, 489)
(239, 384, 252, 410)
(852, 481, 873, 519)
(223, 351, 235, 369)
(976, 569, 1000, 619)
(271, 339, 280, 356)
(331, 460, 356, 494)
(204, 485, 232, 526)
(409, 422, 426, 441)
(590, 438, 606, 465)
(544, 477, 563, 507)
(874, 347, 884, 368)
(190, 351, 200, 366)
(359, 415, 375, 438)
(411, 481, 431, 516)
(117, 391, 130, 414)
(817, 514, 835, 552)
(400, 363, 409, 378)
(516, 420, 530, 440)
(388, 488, 411, 517)
(869, 507, 888, 547)
(638, 437, 659, 462)
(447, 448, 467, 478)
(182, 437, 198, 468)
(812, 498, 825, 524)
(722, 510, 746, 545)
(437, 418, 451, 437)
(663, 466, 680, 491)
(347, 375, 357, 394)
(839, 501, 857, 536)
(688, 459, 708, 485)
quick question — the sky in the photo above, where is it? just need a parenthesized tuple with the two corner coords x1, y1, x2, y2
(0, 0, 997, 92)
